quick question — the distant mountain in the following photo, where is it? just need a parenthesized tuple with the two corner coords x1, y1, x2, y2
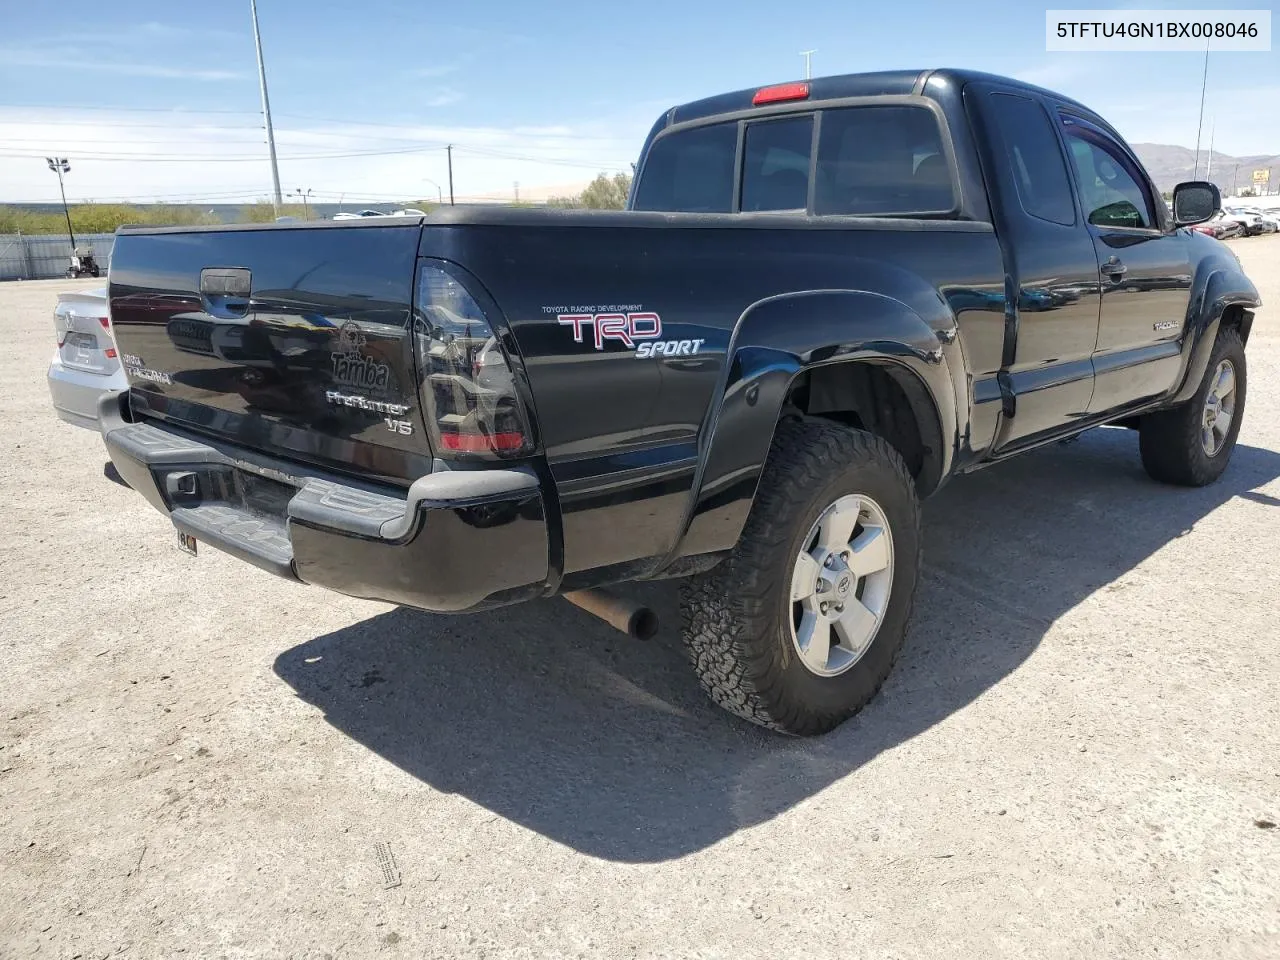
(1131, 143, 1280, 196)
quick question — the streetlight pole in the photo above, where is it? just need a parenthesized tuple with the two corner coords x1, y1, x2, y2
(250, 0, 284, 213)
(422, 178, 443, 204)
(446, 145, 455, 205)
(45, 157, 76, 252)
(800, 49, 816, 80)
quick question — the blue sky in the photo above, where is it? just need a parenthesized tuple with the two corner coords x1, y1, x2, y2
(1, 0, 1276, 203)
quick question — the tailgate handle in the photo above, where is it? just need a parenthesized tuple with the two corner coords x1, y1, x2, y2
(200, 267, 252, 318)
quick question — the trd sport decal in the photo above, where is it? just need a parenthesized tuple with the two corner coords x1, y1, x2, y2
(543, 305, 704, 358)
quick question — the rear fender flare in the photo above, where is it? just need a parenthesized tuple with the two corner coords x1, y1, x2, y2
(666, 289, 959, 563)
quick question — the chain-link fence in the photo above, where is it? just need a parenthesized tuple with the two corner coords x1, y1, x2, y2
(0, 233, 116, 281)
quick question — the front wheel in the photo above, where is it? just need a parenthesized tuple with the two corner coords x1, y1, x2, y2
(1139, 326, 1246, 486)
(680, 418, 921, 736)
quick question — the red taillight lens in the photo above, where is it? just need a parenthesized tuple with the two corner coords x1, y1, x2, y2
(98, 316, 110, 330)
(105, 348, 117, 358)
(413, 262, 533, 460)
(752, 81, 809, 105)
(438, 431, 527, 453)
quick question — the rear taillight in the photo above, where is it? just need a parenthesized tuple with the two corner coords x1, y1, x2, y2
(413, 261, 533, 460)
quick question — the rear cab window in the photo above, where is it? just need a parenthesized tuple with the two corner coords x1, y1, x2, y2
(629, 123, 736, 212)
(631, 102, 955, 217)
(741, 116, 813, 212)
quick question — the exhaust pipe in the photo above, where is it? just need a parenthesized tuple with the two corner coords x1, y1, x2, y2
(562, 588, 659, 640)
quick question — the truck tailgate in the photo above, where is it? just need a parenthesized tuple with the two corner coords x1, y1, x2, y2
(107, 222, 429, 486)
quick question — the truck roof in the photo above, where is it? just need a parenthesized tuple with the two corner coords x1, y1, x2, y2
(665, 68, 1090, 127)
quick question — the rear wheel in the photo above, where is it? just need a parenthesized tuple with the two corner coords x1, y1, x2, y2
(1139, 327, 1246, 486)
(680, 418, 921, 736)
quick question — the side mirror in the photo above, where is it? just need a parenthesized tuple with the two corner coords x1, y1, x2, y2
(1173, 181, 1221, 226)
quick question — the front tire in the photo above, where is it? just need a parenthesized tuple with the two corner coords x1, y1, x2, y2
(680, 418, 921, 736)
(1139, 326, 1246, 486)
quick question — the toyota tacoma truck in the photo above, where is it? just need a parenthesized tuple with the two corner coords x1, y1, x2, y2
(98, 69, 1259, 735)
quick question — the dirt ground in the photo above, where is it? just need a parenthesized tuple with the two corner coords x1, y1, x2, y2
(2, 237, 1279, 960)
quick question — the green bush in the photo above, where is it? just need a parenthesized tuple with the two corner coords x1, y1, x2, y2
(0, 203, 221, 234)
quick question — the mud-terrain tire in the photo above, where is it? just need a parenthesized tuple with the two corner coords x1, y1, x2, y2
(1139, 327, 1246, 487)
(680, 417, 922, 736)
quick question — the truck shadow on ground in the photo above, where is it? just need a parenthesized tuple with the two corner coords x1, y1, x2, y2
(274, 428, 1280, 863)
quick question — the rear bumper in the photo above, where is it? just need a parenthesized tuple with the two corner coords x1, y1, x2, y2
(47, 354, 129, 430)
(98, 393, 550, 613)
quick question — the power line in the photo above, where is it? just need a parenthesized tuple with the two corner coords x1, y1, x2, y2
(0, 117, 263, 130)
(2, 104, 637, 145)
(3, 136, 276, 146)
(0, 102, 262, 115)
(0, 143, 450, 162)
(0, 143, 630, 168)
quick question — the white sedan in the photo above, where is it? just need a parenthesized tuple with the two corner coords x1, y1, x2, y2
(47, 288, 129, 429)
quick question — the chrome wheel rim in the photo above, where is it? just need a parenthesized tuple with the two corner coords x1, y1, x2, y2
(1201, 359, 1237, 457)
(789, 494, 894, 677)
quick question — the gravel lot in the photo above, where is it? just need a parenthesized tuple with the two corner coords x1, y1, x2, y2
(2, 238, 1279, 959)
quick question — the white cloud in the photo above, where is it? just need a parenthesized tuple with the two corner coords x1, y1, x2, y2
(407, 64, 460, 79)
(0, 52, 243, 81)
(0, 20, 245, 80)
(423, 89, 464, 108)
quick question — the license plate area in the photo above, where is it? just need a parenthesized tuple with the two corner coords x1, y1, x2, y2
(177, 529, 198, 556)
(61, 331, 100, 370)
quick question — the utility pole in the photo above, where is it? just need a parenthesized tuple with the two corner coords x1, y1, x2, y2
(45, 157, 75, 252)
(250, 0, 283, 213)
(1205, 119, 1215, 180)
(800, 49, 816, 80)
(446, 145, 455, 205)
(1192, 39, 1209, 179)
(291, 188, 313, 219)
(514, 181, 519, 202)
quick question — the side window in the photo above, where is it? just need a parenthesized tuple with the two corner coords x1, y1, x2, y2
(985, 93, 1075, 226)
(813, 106, 953, 216)
(1062, 121, 1156, 230)
(740, 116, 813, 212)
(631, 122, 737, 213)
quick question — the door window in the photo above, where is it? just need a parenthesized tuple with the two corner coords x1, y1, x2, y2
(1061, 120, 1157, 230)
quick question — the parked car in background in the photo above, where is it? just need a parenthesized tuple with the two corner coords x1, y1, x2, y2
(332, 210, 387, 220)
(47, 288, 128, 429)
(1190, 213, 1243, 240)
(1222, 207, 1278, 236)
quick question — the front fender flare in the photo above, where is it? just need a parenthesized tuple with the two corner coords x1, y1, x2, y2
(665, 290, 959, 564)
(1170, 261, 1260, 405)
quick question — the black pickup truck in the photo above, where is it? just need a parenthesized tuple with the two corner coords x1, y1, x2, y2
(100, 69, 1259, 735)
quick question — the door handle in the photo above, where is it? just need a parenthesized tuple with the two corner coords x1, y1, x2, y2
(1100, 257, 1128, 280)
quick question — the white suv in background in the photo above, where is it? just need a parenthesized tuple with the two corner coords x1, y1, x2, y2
(47, 288, 129, 430)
